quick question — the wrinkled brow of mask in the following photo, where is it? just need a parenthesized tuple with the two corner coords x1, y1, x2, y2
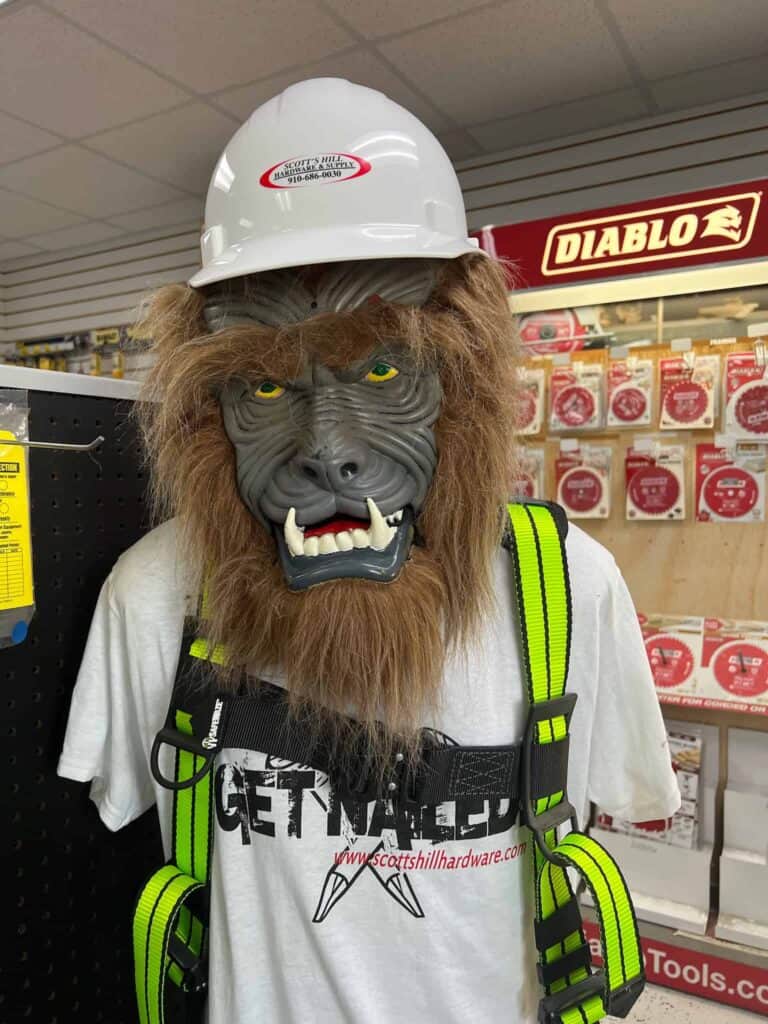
(212, 312, 434, 386)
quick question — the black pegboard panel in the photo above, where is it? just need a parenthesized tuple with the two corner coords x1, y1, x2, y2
(0, 390, 175, 1024)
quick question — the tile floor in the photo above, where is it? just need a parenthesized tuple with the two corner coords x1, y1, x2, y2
(611, 984, 764, 1022)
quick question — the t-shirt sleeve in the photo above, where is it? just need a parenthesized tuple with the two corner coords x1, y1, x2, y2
(587, 563, 681, 823)
(57, 575, 157, 832)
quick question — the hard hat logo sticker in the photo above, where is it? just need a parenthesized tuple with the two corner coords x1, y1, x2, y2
(260, 153, 372, 189)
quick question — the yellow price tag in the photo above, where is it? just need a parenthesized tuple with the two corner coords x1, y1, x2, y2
(0, 431, 34, 611)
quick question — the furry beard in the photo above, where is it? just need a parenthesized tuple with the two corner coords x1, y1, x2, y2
(137, 254, 520, 764)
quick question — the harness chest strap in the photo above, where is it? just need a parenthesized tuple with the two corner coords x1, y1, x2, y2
(132, 500, 645, 1024)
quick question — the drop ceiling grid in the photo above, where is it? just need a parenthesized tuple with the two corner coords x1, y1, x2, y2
(0, 0, 765, 257)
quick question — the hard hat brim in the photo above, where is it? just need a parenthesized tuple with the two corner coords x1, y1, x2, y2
(188, 225, 481, 289)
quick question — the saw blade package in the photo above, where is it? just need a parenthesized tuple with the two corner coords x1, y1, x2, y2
(549, 362, 604, 433)
(607, 356, 653, 428)
(556, 443, 612, 518)
(511, 447, 545, 500)
(640, 612, 704, 698)
(659, 353, 719, 430)
(513, 366, 545, 436)
(724, 350, 768, 439)
(625, 442, 686, 521)
(695, 441, 766, 523)
(699, 618, 768, 708)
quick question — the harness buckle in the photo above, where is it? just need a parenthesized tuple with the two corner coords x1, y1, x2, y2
(521, 693, 579, 857)
(168, 933, 208, 994)
(537, 971, 605, 1024)
(606, 973, 646, 1018)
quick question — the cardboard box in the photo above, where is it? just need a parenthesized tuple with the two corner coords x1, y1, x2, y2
(583, 828, 712, 933)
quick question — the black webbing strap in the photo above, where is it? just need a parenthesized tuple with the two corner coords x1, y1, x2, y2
(151, 633, 527, 806)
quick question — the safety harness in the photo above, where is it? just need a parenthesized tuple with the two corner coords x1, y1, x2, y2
(133, 500, 644, 1024)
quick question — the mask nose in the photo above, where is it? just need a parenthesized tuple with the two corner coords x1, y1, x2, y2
(298, 453, 364, 492)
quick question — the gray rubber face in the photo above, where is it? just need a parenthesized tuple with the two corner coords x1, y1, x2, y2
(220, 346, 441, 590)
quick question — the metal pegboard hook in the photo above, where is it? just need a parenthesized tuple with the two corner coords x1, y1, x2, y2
(0, 435, 105, 453)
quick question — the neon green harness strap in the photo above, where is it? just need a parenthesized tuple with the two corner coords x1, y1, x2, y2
(506, 501, 644, 1024)
(133, 706, 214, 1024)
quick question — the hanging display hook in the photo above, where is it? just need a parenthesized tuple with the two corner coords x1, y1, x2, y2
(0, 435, 105, 453)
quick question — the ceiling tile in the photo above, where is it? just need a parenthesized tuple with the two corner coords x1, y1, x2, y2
(86, 103, 238, 192)
(468, 88, 649, 151)
(0, 189, 85, 238)
(323, 0, 491, 39)
(604, 0, 768, 79)
(25, 221, 126, 252)
(0, 147, 185, 217)
(48, 0, 355, 94)
(0, 240, 45, 262)
(214, 48, 451, 132)
(651, 57, 768, 112)
(0, 112, 61, 165)
(0, 6, 189, 137)
(378, 0, 633, 125)
(106, 197, 203, 232)
(437, 129, 483, 162)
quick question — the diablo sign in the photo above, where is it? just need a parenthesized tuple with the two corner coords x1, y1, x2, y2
(475, 180, 768, 287)
(542, 193, 760, 276)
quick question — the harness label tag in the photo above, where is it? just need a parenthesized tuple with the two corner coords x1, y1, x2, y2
(202, 697, 224, 750)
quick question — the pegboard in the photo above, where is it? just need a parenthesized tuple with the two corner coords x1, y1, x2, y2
(0, 388, 185, 1024)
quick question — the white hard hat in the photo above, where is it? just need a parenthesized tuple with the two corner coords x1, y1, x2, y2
(188, 77, 478, 288)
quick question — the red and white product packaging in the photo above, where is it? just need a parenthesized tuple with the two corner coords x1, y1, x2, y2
(607, 357, 653, 428)
(699, 618, 768, 709)
(596, 730, 701, 849)
(695, 442, 766, 523)
(511, 447, 545, 500)
(514, 367, 545, 436)
(518, 308, 605, 355)
(724, 350, 768, 438)
(555, 444, 611, 518)
(549, 362, 604, 432)
(659, 354, 719, 430)
(626, 443, 686, 520)
(639, 612, 704, 698)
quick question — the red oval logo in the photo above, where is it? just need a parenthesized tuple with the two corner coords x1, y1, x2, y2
(260, 153, 371, 189)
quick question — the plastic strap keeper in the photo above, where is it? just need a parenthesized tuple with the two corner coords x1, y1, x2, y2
(521, 693, 578, 857)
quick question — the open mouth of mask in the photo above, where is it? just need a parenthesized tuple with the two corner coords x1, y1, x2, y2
(273, 501, 415, 589)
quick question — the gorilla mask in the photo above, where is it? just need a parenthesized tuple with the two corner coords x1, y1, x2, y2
(137, 254, 518, 756)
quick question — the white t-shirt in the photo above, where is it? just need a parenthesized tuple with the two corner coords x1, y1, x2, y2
(58, 519, 679, 1024)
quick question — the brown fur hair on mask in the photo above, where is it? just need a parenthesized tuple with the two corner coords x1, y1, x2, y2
(136, 254, 520, 767)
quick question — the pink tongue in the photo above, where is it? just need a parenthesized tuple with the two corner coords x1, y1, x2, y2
(303, 516, 369, 539)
